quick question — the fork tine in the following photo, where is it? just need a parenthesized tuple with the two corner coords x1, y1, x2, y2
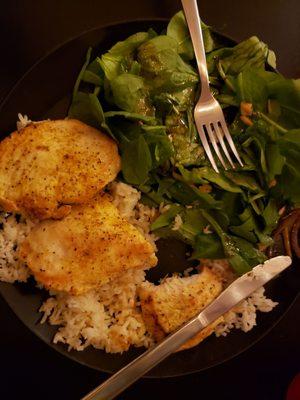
(220, 120, 243, 166)
(206, 124, 227, 170)
(195, 121, 219, 172)
(213, 122, 235, 169)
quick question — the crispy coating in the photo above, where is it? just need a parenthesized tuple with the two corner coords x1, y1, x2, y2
(19, 194, 157, 295)
(0, 119, 121, 219)
(138, 267, 223, 350)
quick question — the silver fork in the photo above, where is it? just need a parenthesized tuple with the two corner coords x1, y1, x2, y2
(182, 0, 243, 172)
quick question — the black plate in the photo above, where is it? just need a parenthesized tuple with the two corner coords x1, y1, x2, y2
(0, 20, 299, 378)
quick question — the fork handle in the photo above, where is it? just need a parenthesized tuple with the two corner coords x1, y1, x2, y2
(181, 0, 210, 98)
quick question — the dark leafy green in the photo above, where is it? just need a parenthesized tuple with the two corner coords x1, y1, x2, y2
(219, 36, 271, 75)
(166, 11, 216, 59)
(110, 73, 153, 115)
(69, 12, 299, 274)
(202, 211, 266, 273)
(99, 31, 154, 81)
(68, 92, 114, 138)
(121, 135, 152, 184)
(192, 233, 225, 259)
(137, 35, 198, 92)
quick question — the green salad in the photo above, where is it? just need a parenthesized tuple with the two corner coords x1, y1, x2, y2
(69, 11, 300, 275)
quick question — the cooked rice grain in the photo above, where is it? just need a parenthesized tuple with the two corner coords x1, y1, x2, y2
(16, 113, 32, 131)
(40, 270, 153, 353)
(110, 181, 158, 247)
(216, 287, 278, 335)
(0, 213, 33, 282)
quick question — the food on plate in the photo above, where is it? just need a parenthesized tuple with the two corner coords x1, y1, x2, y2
(19, 194, 157, 295)
(70, 12, 300, 276)
(268, 209, 300, 258)
(0, 119, 120, 220)
(139, 267, 223, 350)
(0, 10, 299, 356)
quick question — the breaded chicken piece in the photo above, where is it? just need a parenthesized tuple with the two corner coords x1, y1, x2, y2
(19, 194, 157, 295)
(138, 267, 223, 350)
(0, 119, 121, 219)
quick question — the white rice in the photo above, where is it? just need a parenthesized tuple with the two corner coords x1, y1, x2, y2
(215, 287, 278, 336)
(172, 214, 183, 231)
(110, 181, 158, 248)
(204, 258, 278, 336)
(0, 213, 33, 283)
(40, 269, 152, 353)
(16, 113, 32, 131)
(159, 203, 171, 214)
(0, 181, 278, 353)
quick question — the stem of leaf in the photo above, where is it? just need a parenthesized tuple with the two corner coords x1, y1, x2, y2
(257, 112, 288, 134)
(217, 61, 236, 92)
(250, 199, 262, 215)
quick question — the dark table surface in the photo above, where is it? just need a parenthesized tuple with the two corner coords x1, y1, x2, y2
(0, 1, 299, 399)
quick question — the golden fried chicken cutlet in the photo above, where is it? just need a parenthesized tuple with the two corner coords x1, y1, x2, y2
(19, 194, 157, 295)
(138, 267, 223, 350)
(0, 119, 121, 219)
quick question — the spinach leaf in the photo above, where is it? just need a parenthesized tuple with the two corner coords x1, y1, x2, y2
(110, 73, 153, 115)
(167, 180, 221, 208)
(68, 91, 114, 138)
(277, 129, 300, 203)
(202, 210, 266, 274)
(220, 36, 270, 75)
(229, 208, 259, 243)
(72, 47, 92, 97)
(180, 166, 243, 193)
(268, 76, 300, 129)
(104, 111, 156, 124)
(192, 233, 224, 259)
(235, 68, 268, 111)
(171, 134, 205, 166)
(280, 129, 300, 147)
(207, 47, 232, 74)
(229, 207, 272, 245)
(154, 87, 196, 114)
(266, 143, 286, 182)
(250, 71, 300, 130)
(166, 112, 204, 166)
(121, 135, 152, 184)
(201, 21, 216, 53)
(278, 164, 300, 204)
(100, 31, 153, 81)
(167, 11, 194, 60)
(138, 35, 198, 91)
(167, 11, 217, 59)
(129, 60, 141, 75)
(82, 70, 103, 86)
(152, 206, 207, 245)
(82, 57, 104, 86)
(151, 205, 182, 230)
(142, 125, 174, 167)
(178, 165, 206, 184)
(178, 208, 208, 243)
(262, 199, 279, 234)
(229, 236, 267, 274)
(220, 192, 243, 225)
(224, 170, 263, 193)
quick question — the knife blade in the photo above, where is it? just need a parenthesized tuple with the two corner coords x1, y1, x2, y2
(82, 255, 292, 400)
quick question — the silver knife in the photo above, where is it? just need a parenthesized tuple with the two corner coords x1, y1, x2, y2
(82, 255, 292, 400)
